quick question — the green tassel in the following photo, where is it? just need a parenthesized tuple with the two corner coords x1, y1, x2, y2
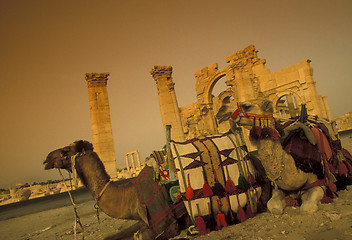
(261, 127, 269, 138)
(238, 175, 249, 191)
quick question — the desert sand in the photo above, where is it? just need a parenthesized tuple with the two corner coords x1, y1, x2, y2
(0, 186, 352, 240)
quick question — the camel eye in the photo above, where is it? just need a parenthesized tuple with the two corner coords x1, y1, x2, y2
(241, 103, 252, 112)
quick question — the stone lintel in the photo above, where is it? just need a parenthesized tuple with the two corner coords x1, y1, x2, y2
(150, 66, 173, 80)
(85, 72, 110, 87)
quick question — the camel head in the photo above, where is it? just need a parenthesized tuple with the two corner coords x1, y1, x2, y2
(44, 140, 93, 171)
(217, 98, 274, 129)
(216, 98, 282, 141)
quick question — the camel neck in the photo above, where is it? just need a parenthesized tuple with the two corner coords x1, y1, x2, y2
(75, 152, 111, 199)
(256, 139, 285, 180)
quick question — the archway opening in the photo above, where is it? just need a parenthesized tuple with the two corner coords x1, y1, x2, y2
(276, 93, 300, 119)
(211, 75, 229, 100)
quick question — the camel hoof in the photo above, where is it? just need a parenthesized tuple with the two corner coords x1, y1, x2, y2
(267, 199, 284, 215)
(269, 207, 284, 215)
(300, 202, 318, 214)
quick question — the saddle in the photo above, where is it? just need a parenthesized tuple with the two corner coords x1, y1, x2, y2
(279, 111, 352, 200)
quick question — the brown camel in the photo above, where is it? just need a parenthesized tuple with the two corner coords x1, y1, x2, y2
(216, 99, 326, 214)
(44, 140, 183, 240)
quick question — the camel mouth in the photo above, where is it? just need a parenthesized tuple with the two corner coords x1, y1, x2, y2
(43, 148, 67, 170)
(43, 157, 56, 170)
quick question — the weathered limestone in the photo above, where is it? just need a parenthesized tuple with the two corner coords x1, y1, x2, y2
(85, 73, 117, 179)
(335, 112, 352, 153)
(151, 66, 185, 141)
(152, 45, 333, 140)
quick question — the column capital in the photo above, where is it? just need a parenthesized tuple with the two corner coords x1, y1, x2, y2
(150, 66, 173, 80)
(85, 72, 110, 87)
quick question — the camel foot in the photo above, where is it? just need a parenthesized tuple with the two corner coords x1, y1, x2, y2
(300, 201, 318, 213)
(267, 189, 285, 215)
(300, 186, 324, 214)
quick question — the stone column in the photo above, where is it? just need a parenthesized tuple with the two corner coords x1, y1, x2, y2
(131, 154, 136, 172)
(151, 66, 185, 141)
(125, 154, 130, 171)
(136, 151, 141, 170)
(85, 73, 117, 179)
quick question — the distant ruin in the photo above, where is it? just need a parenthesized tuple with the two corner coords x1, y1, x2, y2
(152, 45, 332, 141)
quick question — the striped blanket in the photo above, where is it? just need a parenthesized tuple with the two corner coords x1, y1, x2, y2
(171, 132, 263, 220)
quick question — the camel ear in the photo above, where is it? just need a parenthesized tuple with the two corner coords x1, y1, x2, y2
(261, 100, 273, 114)
(74, 140, 93, 153)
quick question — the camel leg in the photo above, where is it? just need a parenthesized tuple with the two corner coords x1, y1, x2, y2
(266, 185, 286, 215)
(300, 173, 324, 213)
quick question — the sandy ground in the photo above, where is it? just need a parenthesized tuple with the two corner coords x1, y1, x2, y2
(1, 186, 352, 240)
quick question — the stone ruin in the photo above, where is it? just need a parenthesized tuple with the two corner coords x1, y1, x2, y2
(151, 45, 333, 142)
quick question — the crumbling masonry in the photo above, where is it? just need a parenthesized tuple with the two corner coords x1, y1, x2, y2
(151, 45, 332, 141)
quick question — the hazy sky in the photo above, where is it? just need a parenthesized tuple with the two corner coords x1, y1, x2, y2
(0, 0, 351, 188)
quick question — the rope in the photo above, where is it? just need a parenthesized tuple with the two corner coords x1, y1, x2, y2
(58, 169, 84, 240)
(95, 180, 112, 203)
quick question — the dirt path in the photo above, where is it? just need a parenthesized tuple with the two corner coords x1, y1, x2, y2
(1, 186, 352, 240)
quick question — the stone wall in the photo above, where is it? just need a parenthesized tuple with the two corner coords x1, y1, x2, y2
(335, 112, 352, 153)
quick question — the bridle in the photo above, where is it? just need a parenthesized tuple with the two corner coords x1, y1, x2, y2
(231, 102, 274, 121)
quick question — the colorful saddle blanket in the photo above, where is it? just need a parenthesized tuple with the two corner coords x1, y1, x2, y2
(132, 166, 178, 237)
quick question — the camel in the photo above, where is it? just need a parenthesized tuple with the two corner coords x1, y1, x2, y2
(216, 99, 331, 214)
(44, 140, 186, 240)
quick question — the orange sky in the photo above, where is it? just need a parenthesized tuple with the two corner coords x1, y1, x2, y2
(0, 0, 351, 188)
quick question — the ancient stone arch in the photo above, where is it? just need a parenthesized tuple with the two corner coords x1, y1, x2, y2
(151, 45, 331, 140)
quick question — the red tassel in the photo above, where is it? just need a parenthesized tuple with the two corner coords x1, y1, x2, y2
(203, 182, 213, 197)
(225, 196, 235, 224)
(216, 200, 228, 229)
(196, 204, 208, 235)
(321, 194, 333, 204)
(225, 166, 237, 195)
(245, 193, 254, 219)
(186, 174, 193, 200)
(235, 194, 247, 222)
(338, 162, 348, 176)
(203, 173, 213, 197)
(245, 204, 254, 219)
(217, 211, 228, 228)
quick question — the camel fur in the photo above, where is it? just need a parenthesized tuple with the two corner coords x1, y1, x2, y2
(216, 99, 325, 214)
(44, 140, 183, 240)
